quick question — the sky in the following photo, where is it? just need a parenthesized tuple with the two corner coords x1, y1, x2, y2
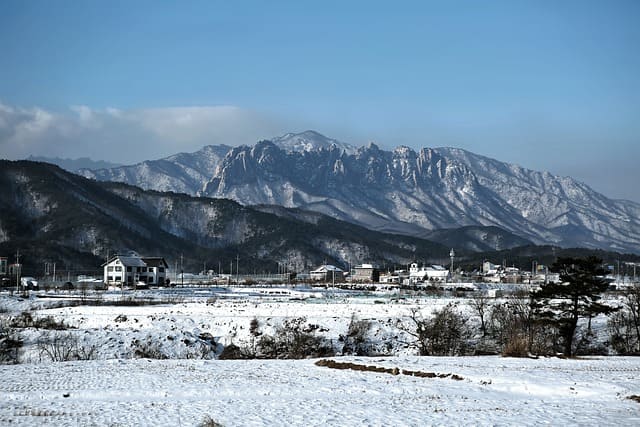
(0, 1, 639, 201)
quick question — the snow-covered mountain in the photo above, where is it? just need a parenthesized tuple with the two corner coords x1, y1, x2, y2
(77, 131, 355, 194)
(77, 131, 640, 253)
(272, 130, 357, 154)
(79, 145, 232, 194)
(27, 155, 121, 172)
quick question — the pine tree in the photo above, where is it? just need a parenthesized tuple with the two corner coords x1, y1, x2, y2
(532, 256, 616, 357)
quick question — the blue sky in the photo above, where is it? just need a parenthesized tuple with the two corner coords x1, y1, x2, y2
(1, 1, 639, 201)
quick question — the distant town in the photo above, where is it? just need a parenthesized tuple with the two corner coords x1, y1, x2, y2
(3, 250, 638, 293)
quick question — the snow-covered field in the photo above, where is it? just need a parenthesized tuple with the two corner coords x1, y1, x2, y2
(1, 356, 639, 426)
(1, 288, 639, 426)
(3, 289, 471, 362)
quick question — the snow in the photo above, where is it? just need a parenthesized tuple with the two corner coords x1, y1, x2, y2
(1, 290, 639, 426)
(1, 356, 638, 426)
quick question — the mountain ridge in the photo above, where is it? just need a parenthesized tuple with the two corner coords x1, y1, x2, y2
(73, 131, 640, 254)
(0, 160, 460, 275)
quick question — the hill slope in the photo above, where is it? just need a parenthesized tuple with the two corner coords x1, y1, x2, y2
(0, 160, 453, 275)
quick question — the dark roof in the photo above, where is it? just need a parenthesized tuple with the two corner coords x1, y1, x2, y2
(101, 255, 168, 268)
(141, 257, 169, 268)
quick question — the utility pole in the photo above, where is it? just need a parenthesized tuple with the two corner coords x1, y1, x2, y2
(174, 260, 178, 282)
(15, 249, 20, 292)
(531, 260, 537, 284)
(449, 248, 455, 283)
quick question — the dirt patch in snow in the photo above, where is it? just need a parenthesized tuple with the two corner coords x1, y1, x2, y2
(315, 359, 464, 380)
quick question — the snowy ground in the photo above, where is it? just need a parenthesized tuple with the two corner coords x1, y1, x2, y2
(3, 289, 474, 362)
(1, 356, 639, 426)
(1, 288, 639, 426)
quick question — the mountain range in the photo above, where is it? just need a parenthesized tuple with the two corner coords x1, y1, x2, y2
(77, 131, 640, 254)
(27, 155, 122, 172)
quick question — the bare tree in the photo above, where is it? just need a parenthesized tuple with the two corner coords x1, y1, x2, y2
(469, 293, 491, 336)
(37, 331, 96, 362)
(488, 290, 555, 357)
(609, 285, 640, 355)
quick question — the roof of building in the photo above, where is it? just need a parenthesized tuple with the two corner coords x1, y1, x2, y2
(355, 264, 377, 269)
(102, 255, 147, 267)
(311, 265, 344, 273)
(142, 257, 169, 268)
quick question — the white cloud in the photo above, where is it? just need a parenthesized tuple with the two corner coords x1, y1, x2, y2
(0, 102, 288, 163)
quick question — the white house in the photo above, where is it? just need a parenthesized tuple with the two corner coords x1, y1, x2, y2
(379, 269, 408, 284)
(482, 261, 501, 274)
(409, 263, 449, 283)
(103, 255, 169, 286)
(310, 265, 344, 282)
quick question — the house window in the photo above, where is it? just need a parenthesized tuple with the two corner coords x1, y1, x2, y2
(114, 276, 122, 281)
(115, 266, 122, 272)
(127, 266, 132, 272)
(159, 267, 165, 273)
(136, 267, 141, 272)
(107, 276, 113, 281)
(108, 266, 114, 272)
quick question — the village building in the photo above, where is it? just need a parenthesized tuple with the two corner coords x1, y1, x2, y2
(409, 263, 449, 283)
(352, 264, 380, 282)
(310, 265, 344, 282)
(482, 261, 501, 274)
(379, 269, 408, 284)
(103, 255, 169, 286)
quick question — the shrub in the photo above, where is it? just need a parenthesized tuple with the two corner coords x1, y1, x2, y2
(34, 316, 69, 330)
(11, 313, 69, 330)
(0, 320, 22, 364)
(608, 285, 640, 355)
(132, 336, 168, 359)
(502, 334, 530, 357)
(218, 343, 247, 360)
(253, 317, 335, 359)
(399, 304, 473, 356)
(341, 313, 372, 356)
(10, 311, 34, 328)
(199, 416, 224, 427)
(36, 331, 96, 362)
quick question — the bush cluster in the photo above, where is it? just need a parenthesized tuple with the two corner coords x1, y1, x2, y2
(220, 316, 335, 359)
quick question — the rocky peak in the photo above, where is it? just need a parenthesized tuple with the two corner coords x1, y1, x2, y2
(271, 130, 356, 154)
